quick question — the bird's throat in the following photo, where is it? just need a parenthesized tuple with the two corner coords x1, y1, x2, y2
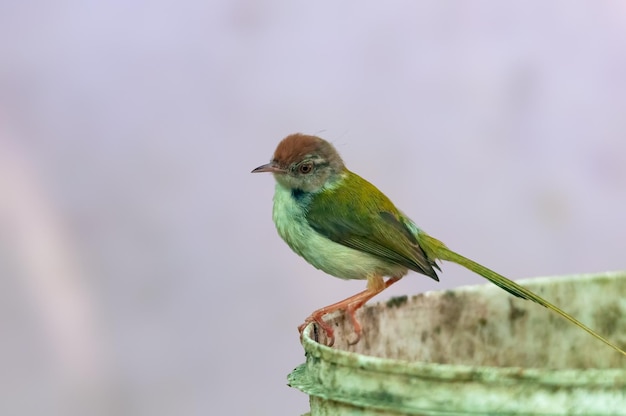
(290, 188, 308, 202)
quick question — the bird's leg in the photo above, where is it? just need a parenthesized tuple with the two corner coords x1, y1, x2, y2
(345, 276, 401, 345)
(297, 293, 374, 346)
(298, 276, 401, 347)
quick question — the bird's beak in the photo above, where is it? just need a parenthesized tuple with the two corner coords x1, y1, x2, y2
(251, 162, 285, 174)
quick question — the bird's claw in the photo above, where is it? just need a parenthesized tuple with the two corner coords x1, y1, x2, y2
(298, 303, 366, 347)
(347, 331, 361, 345)
(298, 316, 335, 347)
(345, 303, 363, 345)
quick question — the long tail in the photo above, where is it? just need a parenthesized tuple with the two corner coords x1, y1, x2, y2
(419, 233, 626, 357)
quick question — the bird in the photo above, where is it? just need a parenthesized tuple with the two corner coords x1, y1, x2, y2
(252, 133, 626, 355)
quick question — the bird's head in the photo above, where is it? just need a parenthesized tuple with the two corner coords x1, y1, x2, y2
(252, 133, 345, 192)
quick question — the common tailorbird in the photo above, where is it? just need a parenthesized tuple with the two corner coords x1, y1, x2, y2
(252, 133, 626, 355)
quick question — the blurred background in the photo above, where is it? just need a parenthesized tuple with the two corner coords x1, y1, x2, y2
(1, 1, 625, 415)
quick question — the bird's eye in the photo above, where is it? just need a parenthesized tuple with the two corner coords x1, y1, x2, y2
(298, 162, 313, 174)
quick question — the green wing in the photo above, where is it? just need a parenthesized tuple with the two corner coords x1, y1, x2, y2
(305, 172, 439, 281)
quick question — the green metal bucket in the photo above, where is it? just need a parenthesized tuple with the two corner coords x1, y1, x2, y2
(288, 271, 626, 415)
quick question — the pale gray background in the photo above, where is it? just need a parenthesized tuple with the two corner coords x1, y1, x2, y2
(1, 1, 625, 415)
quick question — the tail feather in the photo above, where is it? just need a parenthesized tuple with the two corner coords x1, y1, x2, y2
(418, 233, 626, 357)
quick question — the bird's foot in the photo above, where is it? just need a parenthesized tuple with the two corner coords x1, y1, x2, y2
(298, 314, 335, 346)
(345, 303, 363, 345)
(297, 302, 365, 347)
(297, 277, 402, 347)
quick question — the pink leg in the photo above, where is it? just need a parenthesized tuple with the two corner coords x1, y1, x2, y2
(298, 276, 401, 347)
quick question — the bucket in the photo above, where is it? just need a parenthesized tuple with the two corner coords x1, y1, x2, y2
(288, 271, 626, 415)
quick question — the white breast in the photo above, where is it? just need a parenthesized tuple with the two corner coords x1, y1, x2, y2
(271, 184, 407, 280)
